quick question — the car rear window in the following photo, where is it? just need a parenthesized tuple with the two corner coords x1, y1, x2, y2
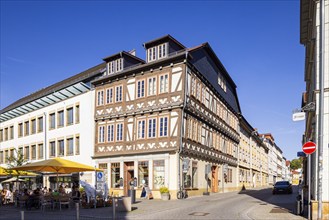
(275, 181, 289, 185)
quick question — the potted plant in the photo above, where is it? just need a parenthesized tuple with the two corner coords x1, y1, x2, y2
(159, 186, 170, 200)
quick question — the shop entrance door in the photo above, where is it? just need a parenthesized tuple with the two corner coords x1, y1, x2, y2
(124, 162, 134, 196)
(211, 166, 218, 192)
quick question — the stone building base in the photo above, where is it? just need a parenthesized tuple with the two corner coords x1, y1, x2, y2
(311, 200, 329, 220)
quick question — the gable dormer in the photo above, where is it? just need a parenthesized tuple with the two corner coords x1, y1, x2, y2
(143, 34, 186, 63)
(102, 50, 145, 75)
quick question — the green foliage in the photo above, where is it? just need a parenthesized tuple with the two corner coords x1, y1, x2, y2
(159, 186, 169, 194)
(290, 158, 302, 170)
(6, 148, 27, 175)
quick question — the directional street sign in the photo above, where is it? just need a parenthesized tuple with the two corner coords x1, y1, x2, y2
(302, 141, 316, 155)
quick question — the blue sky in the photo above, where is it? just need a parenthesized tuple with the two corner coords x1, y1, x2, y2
(0, 0, 305, 161)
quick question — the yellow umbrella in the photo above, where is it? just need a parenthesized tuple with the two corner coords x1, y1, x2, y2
(0, 166, 38, 177)
(11, 157, 102, 173)
(11, 157, 103, 190)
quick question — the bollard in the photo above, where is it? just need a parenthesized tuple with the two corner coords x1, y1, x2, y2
(112, 197, 116, 220)
(75, 203, 80, 220)
(20, 211, 24, 220)
(296, 200, 301, 215)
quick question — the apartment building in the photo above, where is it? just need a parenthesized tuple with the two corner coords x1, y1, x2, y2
(92, 35, 241, 198)
(300, 0, 328, 218)
(0, 63, 106, 188)
(238, 116, 269, 189)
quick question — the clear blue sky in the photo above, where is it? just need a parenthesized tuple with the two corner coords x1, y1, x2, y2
(0, 0, 305, 161)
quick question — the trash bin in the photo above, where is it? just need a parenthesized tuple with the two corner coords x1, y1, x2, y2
(128, 189, 136, 204)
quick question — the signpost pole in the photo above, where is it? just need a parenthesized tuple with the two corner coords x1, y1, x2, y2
(308, 154, 311, 220)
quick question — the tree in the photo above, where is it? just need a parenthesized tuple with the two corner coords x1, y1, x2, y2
(290, 158, 302, 170)
(6, 148, 27, 176)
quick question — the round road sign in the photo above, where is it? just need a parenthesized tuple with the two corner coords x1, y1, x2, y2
(302, 141, 316, 155)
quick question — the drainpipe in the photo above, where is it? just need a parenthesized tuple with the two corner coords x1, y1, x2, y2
(43, 112, 48, 188)
(178, 51, 189, 190)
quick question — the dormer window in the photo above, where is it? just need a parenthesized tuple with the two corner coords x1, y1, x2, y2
(108, 58, 123, 75)
(116, 58, 123, 72)
(147, 43, 168, 62)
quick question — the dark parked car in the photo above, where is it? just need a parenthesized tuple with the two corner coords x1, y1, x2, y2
(272, 181, 293, 194)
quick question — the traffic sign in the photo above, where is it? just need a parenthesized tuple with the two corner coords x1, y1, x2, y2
(302, 141, 316, 154)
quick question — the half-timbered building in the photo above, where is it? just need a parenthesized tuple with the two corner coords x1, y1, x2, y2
(93, 35, 241, 198)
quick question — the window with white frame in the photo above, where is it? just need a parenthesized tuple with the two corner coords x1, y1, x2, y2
(75, 136, 80, 155)
(97, 90, 104, 106)
(148, 118, 156, 138)
(107, 124, 114, 142)
(66, 138, 74, 156)
(137, 120, 146, 139)
(106, 88, 113, 104)
(116, 123, 123, 141)
(38, 143, 43, 159)
(159, 74, 168, 93)
(115, 86, 123, 102)
(159, 116, 168, 137)
(148, 77, 156, 96)
(116, 58, 123, 72)
(148, 47, 156, 62)
(137, 80, 145, 98)
(109, 61, 115, 74)
(98, 126, 105, 143)
(49, 141, 56, 157)
(218, 73, 227, 92)
(58, 139, 64, 157)
(38, 116, 43, 132)
(58, 110, 64, 127)
(67, 107, 73, 125)
(158, 43, 167, 59)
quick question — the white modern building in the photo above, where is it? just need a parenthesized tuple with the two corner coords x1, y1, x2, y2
(0, 63, 106, 189)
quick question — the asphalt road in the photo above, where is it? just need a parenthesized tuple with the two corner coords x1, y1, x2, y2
(126, 186, 305, 220)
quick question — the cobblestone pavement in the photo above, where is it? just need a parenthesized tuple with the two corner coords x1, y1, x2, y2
(0, 188, 306, 220)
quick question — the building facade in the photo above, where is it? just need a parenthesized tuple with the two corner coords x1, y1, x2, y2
(1, 34, 290, 199)
(0, 64, 106, 188)
(92, 35, 241, 198)
(300, 0, 329, 218)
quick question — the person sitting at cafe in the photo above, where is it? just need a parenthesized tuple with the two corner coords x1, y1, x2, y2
(1, 189, 6, 204)
(5, 188, 12, 204)
(26, 188, 40, 210)
(71, 186, 81, 203)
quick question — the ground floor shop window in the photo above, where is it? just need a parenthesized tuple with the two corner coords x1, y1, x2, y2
(111, 163, 120, 188)
(138, 161, 149, 187)
(153, 160, 165, 189)
(192, 161, 198, 188)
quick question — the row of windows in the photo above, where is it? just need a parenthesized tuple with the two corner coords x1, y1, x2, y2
(186, 117, 237, 158)
(48, 136, 80, 157)
(0, 126, 14, 142)
(48, 105, 80, 130)
(97, 116, 169, 143)
(108, 58, 123, 74)
(0, 135, 80, 164)
(190, 76, 238, 131)
(106, 160, 165, 190)
(2, 104, 80, 140)
(147, 43, 168, 62)
(18, 116, 44, 137)
(96, 74, 169, 106)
